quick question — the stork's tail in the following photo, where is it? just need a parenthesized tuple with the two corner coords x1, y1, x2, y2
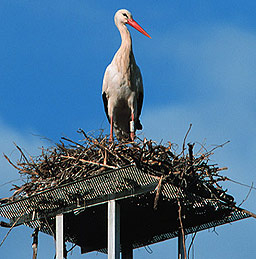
(113, 127, 129, 141)
(136, 119, 143, 130)
(113, 121, 142, 141)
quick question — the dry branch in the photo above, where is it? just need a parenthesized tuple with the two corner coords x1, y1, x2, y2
(178, 199, 187, 259)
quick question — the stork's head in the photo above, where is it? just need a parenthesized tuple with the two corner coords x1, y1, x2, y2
(114, 9, 151, 38)
(114, 9, 132, 25)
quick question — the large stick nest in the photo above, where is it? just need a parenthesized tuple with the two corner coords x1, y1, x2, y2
(2, 129, 235, 206)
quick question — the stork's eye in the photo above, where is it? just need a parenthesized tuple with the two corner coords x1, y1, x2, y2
(122, 13, 128, 18)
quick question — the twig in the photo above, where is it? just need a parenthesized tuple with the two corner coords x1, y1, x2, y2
(181, 124, 192, 157)
(60, 156, 117, 169)
(188, 143, 194, 162)
(3, 154, 24, 171)
(14, 142, 30, 164)
(238, 182, 254, 207)
(236, 207, 256, 219)
(227, 178, 256, 191)
(67, 244, 77, 253)
(188, 232, 197, 259)
(154, 175, 164, 210)
(43, 216, 55, 239)
(0, 213, 24, 248)
(0, 221, 11, 228)
(188, 143, 194, 175)
(144, 245, 153, 254)
(0, 178, 23, 188)
(177, 200, 187, 259)
(61, 137, 85, 148)
(207, 140, 230, 154)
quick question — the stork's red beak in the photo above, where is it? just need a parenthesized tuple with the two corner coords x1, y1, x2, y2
(127, 18, 151, 39)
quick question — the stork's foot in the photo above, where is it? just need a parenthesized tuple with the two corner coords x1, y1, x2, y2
(130, 132, 135, 141)
(109, 135, 114, 142)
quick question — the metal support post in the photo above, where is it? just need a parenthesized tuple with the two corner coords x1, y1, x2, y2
(122, 242, 133, 259)
(178, 229, 185, 259)
(56, 214, 64, 259)
(108, 200, 120, 259)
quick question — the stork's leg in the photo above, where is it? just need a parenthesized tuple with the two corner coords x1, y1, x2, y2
(110, 116, 114, 142)
(130, 112, 135, 141)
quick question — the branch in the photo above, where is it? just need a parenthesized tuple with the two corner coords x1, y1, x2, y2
(178, 200, 187, 259)
(181, 124, 192, 157)
(236, 207, 256, 219)
(154, 175, 164, 210)
(0, 213, 24, 248)
(238, 182, 254, 207)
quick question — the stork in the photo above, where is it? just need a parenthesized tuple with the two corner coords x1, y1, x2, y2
(102, 9, 151, 141)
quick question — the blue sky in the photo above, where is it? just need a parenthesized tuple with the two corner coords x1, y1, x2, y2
(0, 0, 256, 258)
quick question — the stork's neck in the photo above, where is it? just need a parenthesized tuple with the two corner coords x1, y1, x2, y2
(119, 24, 132, 51)
(114, 23, 135, 72)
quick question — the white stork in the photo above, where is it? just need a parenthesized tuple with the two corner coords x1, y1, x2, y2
(102, 9, 151, 141)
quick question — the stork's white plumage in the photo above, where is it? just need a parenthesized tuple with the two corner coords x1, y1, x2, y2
(102, 9, 151, 141)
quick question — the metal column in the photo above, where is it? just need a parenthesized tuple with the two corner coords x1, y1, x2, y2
(56, 214, 64, 259)
(108, 200, 120, 259)
(122, 242, 133, 259)
(178, 229, 186, 259)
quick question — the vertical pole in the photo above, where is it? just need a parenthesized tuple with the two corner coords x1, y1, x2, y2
(32, 227, 39, 259)
(108, 200, 120, 259)
(122, 242, 133, 259)
(56, 214, 64, 259)
(178, 229, 185, 259)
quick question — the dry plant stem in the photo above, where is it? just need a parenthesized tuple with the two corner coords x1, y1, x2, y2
(154, 175, 164, 210)
(238, 182, 254, 207)
(14, 142, 30, 164)
(188, 143, 194, 162)
(227, 178, 256, 191)
(3, 154, 24, 172)
(236, 207, 256, 219)
(181, 124, 192, 157)
(0, 221, 11, 228)
(0, 213, 24, 248)
(208, 140, 230, 154)
(187, 232, 197, 259)
(43, 216, 55, 240)
(178, 200, 187, 259)
(61, 137, 85, 148)
(60, 156, 117, 169)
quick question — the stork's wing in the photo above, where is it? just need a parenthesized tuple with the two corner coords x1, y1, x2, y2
(135, 65, 144, 119)
(102, 92, 110, 123)
(137, 90, 143, 119)
(102, 65, 110, 123)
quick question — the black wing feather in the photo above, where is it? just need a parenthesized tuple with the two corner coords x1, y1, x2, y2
(136, 92, 143, 129)
(102, 92, 110, 123)
(135, 66, 144, 130)
(137, 91, 143, 119)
